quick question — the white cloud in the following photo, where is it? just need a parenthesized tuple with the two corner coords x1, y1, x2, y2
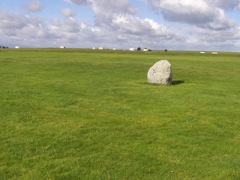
(64, 0, 136, 12)
(50, 18, 81, 33)
(63, 0, 137, 19)
(112, 14, 173, 38)
(24, 0, 43, 12)
(205, 9, 235, 30)
(0, 10, 40, 30)
(0, 10, 59, 47)
(63, 0, 89, 5)
(91, 0, 137, 15)
(61, 8, 76, 17)
(211, 0, 240, 10)
(145, 0, 236, 30)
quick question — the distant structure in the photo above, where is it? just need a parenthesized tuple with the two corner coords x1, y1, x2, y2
(15, 46, 20, 49)
(60, 46, 66, 49)
(99, 47, 104, 50)
(212, 52, 218, 54)
(129, 48, 135, 51)
(92, 47, 96, 50)
(200, 51, 206, 54)
(112, 48, 117, 51)
(143, 48, 149, 52)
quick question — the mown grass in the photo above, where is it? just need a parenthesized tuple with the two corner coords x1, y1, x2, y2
(0, 49, 240, 179)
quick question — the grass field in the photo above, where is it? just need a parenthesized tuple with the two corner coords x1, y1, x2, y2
(0, 48, 240, 179)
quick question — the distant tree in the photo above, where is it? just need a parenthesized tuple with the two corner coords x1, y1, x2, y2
(0, 45, 9, 48)
(137, 47, 141, 51)
(164, 49, 168, 52)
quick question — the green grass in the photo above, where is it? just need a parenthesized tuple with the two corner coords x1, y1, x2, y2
(0, 49, 240, 179)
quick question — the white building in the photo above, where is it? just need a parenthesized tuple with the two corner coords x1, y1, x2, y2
(129, 48, 135, 51)
(15, 46, 20, 49)
(60, 46, 66, 49)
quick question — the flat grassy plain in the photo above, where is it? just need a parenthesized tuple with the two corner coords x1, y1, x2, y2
(0, 49, 240, 179)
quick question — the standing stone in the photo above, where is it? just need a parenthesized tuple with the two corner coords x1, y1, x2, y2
(147, 60, 172, 85)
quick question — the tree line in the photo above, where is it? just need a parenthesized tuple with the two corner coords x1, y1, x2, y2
(0, 46, 9, 48)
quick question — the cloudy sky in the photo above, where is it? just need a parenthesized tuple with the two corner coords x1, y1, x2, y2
(1, 0, 240, 51)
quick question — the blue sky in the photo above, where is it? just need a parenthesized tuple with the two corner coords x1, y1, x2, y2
(1, 0, 240, 51)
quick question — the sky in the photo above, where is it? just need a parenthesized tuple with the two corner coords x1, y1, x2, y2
(0, 0, 240, 51)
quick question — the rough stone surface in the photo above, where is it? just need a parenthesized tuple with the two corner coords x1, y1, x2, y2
(147, 60, 172, 85)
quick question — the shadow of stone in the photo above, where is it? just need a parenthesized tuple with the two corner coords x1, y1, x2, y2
(172, 80, 185, 85)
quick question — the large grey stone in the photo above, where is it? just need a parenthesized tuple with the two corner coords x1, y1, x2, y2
(147, 60, 172, 85)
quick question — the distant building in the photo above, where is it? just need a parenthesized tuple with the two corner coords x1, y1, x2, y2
(212, 52, 218, 54)
(60, 46, 66, 49)
(129, 48, 135, 51)
(99, 47, 104, 50)
(15, 46, 20, 49)
(143, 48, 148, 52)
